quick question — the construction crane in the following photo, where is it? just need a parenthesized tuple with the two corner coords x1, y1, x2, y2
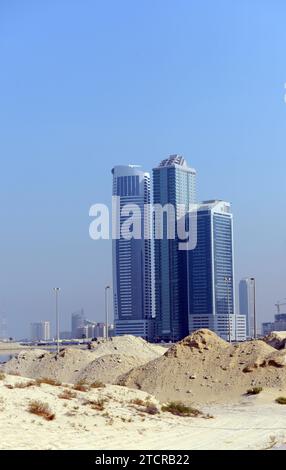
(275, 299, 286, 315)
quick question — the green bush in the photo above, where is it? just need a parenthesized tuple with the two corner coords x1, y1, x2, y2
(275, 396, 286, 405)
(162, 401, 201, 417)
(246, 387, 263, 395)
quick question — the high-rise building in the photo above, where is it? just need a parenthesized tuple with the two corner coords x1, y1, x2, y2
(239, 278, 255, 337)
(112, 165, 152, 339)
(188, 200, 246, 342)
(30, 321, 51, 342)
(153, 155, 196, 341)
(71, 309, 85, 338)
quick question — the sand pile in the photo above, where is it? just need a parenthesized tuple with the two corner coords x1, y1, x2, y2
(88, 335, 166, 361)
(3, 336, 166, 384)
(118, 329, 286, 404)
(263, 331, 286, 350)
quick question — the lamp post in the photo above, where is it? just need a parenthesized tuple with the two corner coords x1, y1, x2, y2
(53, 288, 61, 354)
(250, 278, 256, 339)
(224, 276, 232, 343)
(105, 285, 111, 340)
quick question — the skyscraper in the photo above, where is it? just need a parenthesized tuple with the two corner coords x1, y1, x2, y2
(188, 200, 246, 341)
(30, 321, 51, 342)
(239, 278, 255, 337)
(112, 165, 152, 339)
(71, 309, 85, 338)
(153, 155, 196, 341)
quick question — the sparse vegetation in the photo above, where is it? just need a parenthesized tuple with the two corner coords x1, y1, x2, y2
(28, 400, 55, 421)
(162, 401, 202, 417)
(90, 381, 106, 389)
(84, 398, 105, 411)
(36, 377, 62, 387)
(58, 389, 77, 400)
(144, 402, 160, 415)
(14, 381, 35, 389)
(129, 398, 144, 406)
(0, 372, 5, 380)
(246, 387, 263, 395)
(73, 380, 90, 392)
(275, 396, 286, 405)
(129, 397, 159, 414)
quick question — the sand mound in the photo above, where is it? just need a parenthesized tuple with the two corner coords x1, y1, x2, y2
(76, 354, 146, 384)
(4, 348, 95, 383)
(89, 335, 166, 361)
(118, 329, 286, 404)
(165, 329, 228, 358)
(263, 331, 286, 350)
(3, 336, 166, 384)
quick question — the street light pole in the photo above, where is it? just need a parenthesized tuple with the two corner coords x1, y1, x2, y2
(105, 286, 110, 341)
(53, 288, 61, 354)
(224, 276, 232, 343)
(250, 278, 256, 339)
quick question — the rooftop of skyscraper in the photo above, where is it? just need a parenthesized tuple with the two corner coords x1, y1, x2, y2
(156, 154, 196, 173)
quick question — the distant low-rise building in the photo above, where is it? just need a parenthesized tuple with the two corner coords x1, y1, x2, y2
(75, 321, 114, 339)
(30, 321, 50, 342)
(262, 313, 286, 336)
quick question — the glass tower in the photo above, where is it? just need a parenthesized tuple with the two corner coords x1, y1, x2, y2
(188, 200, 246, 341)
(153, 155, 197, 341)
(112, 165, 152, 339)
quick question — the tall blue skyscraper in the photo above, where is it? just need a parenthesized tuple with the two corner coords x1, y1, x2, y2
(153, 155, 197, 341)
(112, 165, 152, 339)
(188, 200, 246, 341)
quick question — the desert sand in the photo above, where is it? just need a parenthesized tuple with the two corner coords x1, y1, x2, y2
(1, 330, 286, 450)
(0, 374, 286, 450)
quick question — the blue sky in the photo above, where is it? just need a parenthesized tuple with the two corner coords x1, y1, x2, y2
(0, 0, 285, 338)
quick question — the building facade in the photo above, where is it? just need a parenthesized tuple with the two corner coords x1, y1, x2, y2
(188, 200, 246, 341)
(112, 165, 152, 339)
(30, 321, 51, 342)
(71, 309, 85, 338)
(153, 155, 196, 341)
(262, 313, 286, 336)
(239, 278, 255, 338)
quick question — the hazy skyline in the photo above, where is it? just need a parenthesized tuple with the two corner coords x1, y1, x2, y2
(1, 0, 285, 338)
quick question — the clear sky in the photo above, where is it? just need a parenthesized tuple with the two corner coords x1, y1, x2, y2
(0, 0, 285, 338)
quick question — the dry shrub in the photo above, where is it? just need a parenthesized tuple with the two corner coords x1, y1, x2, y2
(90, 381, 106, 389)
(162, 401, 202, 417)
(73, 380, 90, 392)
(28, 400, 55, 421)
(58, 389, 77, 400)
(36, 377, 62, 386)
(14, 381, 35, 389)
(276, 396, 286, 405)
(144, 402, 160, 415)
(130, 398, 144, 406)
(0, 372, 5, 381)
(246, 386, 263, 395)
(84, 398, 105, 411)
